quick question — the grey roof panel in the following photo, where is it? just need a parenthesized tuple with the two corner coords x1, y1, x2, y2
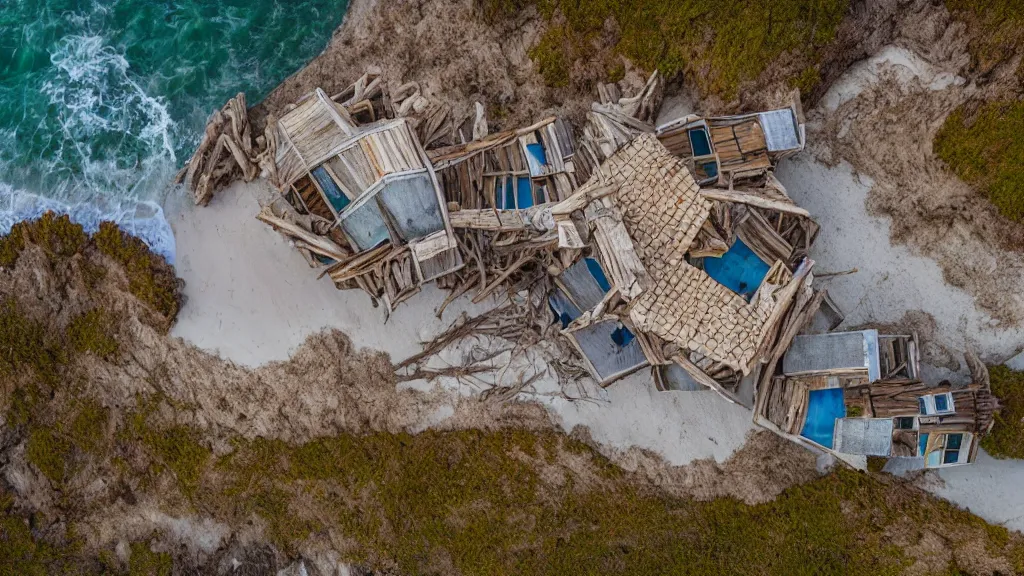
(758, 109, 801, 152)
(573, 320, 648, 382)
(783, 330, 880, 377)
(834, 418, 894, 456)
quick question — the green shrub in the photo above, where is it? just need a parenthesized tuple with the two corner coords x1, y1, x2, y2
(69, 400, 109, 455)
(25, 428, 72, 485)
(128, 541, 171, 576)
(935, 101, 1024, 223)
(123, 406, 211, 499)
(0, 224, 26, 269)
(94, 222, 180, 328)
(0, 299, 64, 387)
(866, 456, 888, 473)
(202, 430, 919, 575)
(25, 213, 87, 258)
(67, 309, 119, 360)
(981, 365, 1024, 459)
(513, 0, 847, 98)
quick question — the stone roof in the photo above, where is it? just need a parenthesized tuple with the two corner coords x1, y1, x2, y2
(631, 264, 764, 371)
(588, 134, 766, 371)
(595, 134, 709, 268)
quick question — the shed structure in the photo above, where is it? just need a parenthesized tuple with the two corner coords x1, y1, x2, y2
(754, 329, 999, 468)
(656, 96, 805, 188)
(258, 88, 463, 313)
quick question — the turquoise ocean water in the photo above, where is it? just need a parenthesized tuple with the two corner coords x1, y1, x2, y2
(0, 0, 348, 262)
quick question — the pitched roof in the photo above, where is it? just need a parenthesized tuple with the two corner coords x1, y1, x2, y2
(631, 264, 765, 371)
(584, 135, 768, 371)
(593, 134, 709, 268)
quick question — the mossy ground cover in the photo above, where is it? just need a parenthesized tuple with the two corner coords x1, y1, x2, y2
(93, 221, 180, 325)
(982, 365, 1024, 460)
(945, 1, 1024, 75)
(181, 429, 1015, 575)
(488, 0, 848, 99)
(935, 100, 1024, 223)
(2, 215, 1024, 574)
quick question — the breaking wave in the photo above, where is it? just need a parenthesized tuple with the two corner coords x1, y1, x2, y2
(0, 0, 348, 263)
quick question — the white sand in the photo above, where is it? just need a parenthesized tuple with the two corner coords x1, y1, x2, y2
(164, 179, 492, 368)
(165, 180, 752, 466)
(773, 43, 1024, 530)
(776, 156, 1024, 375)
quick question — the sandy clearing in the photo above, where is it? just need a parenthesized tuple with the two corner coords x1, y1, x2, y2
(931, 451, 1024, 533)
(164, 180, 752, 466)
(776, 152, 1024, 378)
(164, 179, 492, 368)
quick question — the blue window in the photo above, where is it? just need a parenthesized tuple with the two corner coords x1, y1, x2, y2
(935, 394, 949, 412)
(943, 450, 960, 464)
(525, 142, 548, 176)
(610, 325, 635, 348)
(701, 161, 718, 179)
(498, 178, 516, 209)
(945, 433, 962, 450)
(516, 177, 534, 208)
(918, 433, 929, 457)
(919, 397, 927, 415)
(585, 257, 612, 293)
(800, 388, 846, 449)
(703, 238, 770, 300)
(689, 128, 712, 156)
(548, 289, 581, 329)
(311, 166, 350, 212)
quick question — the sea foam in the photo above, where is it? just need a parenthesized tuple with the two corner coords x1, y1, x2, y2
(0, 182, 176, 265)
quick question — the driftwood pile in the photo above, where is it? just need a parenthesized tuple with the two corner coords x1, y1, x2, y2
(179, 69, 475, 207)
(177, 93, 261, 206)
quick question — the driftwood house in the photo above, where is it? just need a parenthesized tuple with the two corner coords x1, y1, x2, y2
(656, 97, 805, 187)
(543, 135, 821, 401)
(754, 329, 998, 468)
(257, 88, 463, 313)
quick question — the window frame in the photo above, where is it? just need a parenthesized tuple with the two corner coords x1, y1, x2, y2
(918, 392, 955, 416)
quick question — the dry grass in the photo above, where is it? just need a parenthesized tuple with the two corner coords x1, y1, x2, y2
(982, 365, 1024, 460)
(495, 0, 848, 99)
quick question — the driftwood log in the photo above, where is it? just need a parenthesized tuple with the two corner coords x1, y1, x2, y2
(177, 93, 259, 206)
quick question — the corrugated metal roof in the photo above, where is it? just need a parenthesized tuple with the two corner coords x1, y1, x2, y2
(834, 418, 893, 456)
(783, 330, 880, 380)
(758, 109, 801, 152)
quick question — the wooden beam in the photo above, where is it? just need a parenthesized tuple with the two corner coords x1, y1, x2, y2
(255, 208, 350, 262)
(699, 188, 811, 218)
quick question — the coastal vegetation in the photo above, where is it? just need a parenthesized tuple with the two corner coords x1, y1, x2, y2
(935, 100, 1024, 223)
(932, 3, 1024, 225)
(982, 365, 1024, 460)
(944, 1, 1024, 75)
(1, 215, 1023, 574)
(488, 0, 848, 98)
(94, 221, 181, 326)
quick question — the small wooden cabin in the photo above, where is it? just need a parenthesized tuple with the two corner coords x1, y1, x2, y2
(263, 88, 462, 312)
(754, 330, 998, 468)
(656, 101, 805, 187)
(429, 117, 578, 211)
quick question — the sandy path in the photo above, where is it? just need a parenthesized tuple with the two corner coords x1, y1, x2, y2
(777, 155, 1024, 377)
(164, 181, 753, 466)
(164, 179, 491, 368)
